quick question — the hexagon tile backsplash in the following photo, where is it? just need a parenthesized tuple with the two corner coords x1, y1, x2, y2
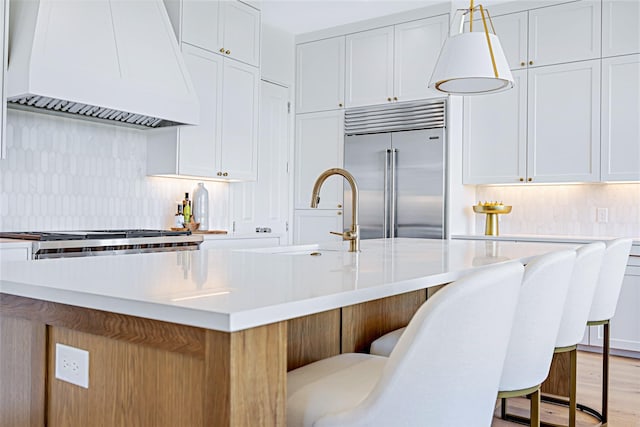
(475, 183, 640, 238)
(0, 110, 229, 232)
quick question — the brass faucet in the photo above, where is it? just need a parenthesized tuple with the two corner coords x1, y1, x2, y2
(311, 168, 360, 252)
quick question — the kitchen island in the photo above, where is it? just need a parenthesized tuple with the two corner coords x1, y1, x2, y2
(0, 238, 575, 426)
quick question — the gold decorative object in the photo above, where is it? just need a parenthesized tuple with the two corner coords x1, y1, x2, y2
(473, 201, 512, 236)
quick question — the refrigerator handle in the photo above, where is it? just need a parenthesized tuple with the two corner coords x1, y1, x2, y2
(384, 149, 391, 238)
(390, 148, 397, 238)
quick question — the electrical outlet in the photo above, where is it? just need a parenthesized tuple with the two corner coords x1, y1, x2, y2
(596, 207, 609, 223)
(55, 343, 89, 388)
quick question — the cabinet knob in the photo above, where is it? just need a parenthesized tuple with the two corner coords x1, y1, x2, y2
(519, 177, 524, 182)
(339, 103, 343, 107)
(337, 204, 342, 208)
(387, 97, 392, 102)
(528, 177, 533, 182)
(393, 97, 398, 101)
(337, 212, 342, 216)
(225, 50, 231, 55)
(219, 48, 225, 53)
(520, 61, 525, 66)
(223, 172, 229, 177)
(529, 61, 534, 65)
(217, 172, 222, 176)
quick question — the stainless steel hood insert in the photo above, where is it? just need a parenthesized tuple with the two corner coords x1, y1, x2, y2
(7, 0, 199, 129)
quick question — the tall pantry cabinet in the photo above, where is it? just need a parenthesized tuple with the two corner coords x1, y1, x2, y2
(294, 38, 346, 244)
(147, 0, 260, 181)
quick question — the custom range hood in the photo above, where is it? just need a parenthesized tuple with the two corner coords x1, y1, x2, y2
(7, 0, 199, 129)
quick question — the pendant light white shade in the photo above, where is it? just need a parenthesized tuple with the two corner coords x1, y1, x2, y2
(429, 3, 514, 95)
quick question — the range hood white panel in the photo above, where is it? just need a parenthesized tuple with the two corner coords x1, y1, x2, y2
(8, 0, 199, 128)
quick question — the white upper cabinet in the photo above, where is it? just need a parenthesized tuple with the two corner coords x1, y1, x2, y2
(463, 70, 527, 184)
(601, 54, 640, 182)
(181, 0, 220, 53)
(527, 60, 601, 183)
(486, 12, 528, 70)
(181, 0, 260, 67)
(464, 60, 601, 185)
(219, 58, 260, 180)
(345, 15, 448, 108)
(294, 111, 344, 209)
(346, 26, 395, 108)
(527, 1, 601, 67)
(602, 0, 640, 57)
(147, 44, 259, 181)
(220, 1, 260, 67)
(394, 15, 449, 101)
(296, 36, 345, 113)
(485, 2, 601, 69)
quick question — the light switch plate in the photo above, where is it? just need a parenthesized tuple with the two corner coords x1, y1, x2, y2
(55, 343, 89, 388)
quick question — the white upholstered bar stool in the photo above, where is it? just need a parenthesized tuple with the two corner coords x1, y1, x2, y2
(370, 250, 576, 427)
(286, 262, 525, 427)
(503, 242, 605, 427)
(497, 250, 576, 427)
(578, 237, 633, 425)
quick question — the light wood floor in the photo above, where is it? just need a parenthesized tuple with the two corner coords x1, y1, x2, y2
(492, 351, 640, 426)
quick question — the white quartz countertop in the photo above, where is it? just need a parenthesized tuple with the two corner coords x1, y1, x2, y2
(452, 234, 640, 256)
(0, 238, 576, 332)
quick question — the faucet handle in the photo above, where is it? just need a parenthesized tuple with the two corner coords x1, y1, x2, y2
(330, 230, 357, 240)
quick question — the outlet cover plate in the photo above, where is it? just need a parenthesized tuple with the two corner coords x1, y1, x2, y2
(55, 343, 89, 388)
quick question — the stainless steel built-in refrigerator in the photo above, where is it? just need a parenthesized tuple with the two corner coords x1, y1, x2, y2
(343, 99, 446, 239)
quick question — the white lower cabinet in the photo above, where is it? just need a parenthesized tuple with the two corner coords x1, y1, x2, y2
(293, 210, 344, 245)
(147, 44, 259, 181)
(0, 247, 31, 262)
(585, 257, 640, 354)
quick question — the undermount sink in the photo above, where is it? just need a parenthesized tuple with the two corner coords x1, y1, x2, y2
(238, 244, 346, 256)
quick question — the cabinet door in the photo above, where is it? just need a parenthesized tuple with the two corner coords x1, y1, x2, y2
(601, 54, 640, 182)
(602, 0, 640, 57)
(296, 37, 345, 113)
(489, 12, 528, 70)
(294, 111, 344, 209)
(527, 60, 600, 183)
(346, 26, 394, 107)
(463, 70, 527, 184)
(219, 59, 259, 180)
(178, 44, 223, 177)
(221, 1, 260, 67)
(181, 0, 220, 52)
(528, 1, 601, 67)
(394, 15, 448, 102)
(294, 210, 344, 245)
(591, 266, 640, 353)
(231, 82, 290, 235)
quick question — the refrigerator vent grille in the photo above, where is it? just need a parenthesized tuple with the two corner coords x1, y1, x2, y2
(345, 99, 446, 135)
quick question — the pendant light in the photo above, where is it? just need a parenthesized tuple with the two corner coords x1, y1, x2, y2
(429, 0, 514, 95)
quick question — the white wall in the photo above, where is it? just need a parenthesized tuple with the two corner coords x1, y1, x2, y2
(260, 23, 295, 86)
(475, 183, 640, 237)
(0, 110, 229, 231)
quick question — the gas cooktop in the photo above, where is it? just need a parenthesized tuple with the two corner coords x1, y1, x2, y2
(0, 229, 191, 241)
